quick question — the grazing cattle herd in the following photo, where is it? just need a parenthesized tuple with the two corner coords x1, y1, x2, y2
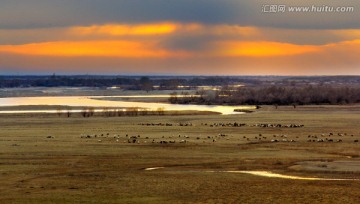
(72, 122, 360, 145)
(138, 122, 193, 126)
(138, 122, 304, 128)
(202, 123, 304, 128)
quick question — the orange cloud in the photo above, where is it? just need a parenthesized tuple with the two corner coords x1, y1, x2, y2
(70, 22, 179, 36)
(214, 41, 321, 57)
(327, 39, 360, 47)
(330, 29, 360, 39)
(0, 40, 187, 58)
(68, 22, 261, 38)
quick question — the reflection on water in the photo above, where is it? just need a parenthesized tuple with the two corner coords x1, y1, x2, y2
(0, 96, 255, 115)
(144, 167, 165, 171)
(221, 171, 359, 181)
(0, 109, 114, 114)
(144, 167, 359, 181)
(92, 95, 175, 98)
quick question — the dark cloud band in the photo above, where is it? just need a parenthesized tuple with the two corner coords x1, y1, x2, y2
(0, 0, 359, 29)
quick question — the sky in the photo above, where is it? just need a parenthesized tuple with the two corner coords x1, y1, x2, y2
(0, 0, 360, 75)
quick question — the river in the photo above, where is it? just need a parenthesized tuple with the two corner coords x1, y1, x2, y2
(0, 95, 255, 115)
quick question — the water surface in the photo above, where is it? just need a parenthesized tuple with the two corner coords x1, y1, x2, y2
(0, 96, 254, 115)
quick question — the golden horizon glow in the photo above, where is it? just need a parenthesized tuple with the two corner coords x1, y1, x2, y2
(0, 40, 188, 58)
(215, 41, 321, 57)
(1, 39, 360, 59)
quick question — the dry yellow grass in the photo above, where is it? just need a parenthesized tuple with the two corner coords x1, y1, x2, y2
(0, 107, 359, 203)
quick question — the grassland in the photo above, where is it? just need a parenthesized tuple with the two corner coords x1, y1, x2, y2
(0, 106, 359, 203)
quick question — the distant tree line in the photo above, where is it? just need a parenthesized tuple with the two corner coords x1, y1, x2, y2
(0, 76, 136, 88)
(56, 107, 165, 118)
(0, 75, 259, 90)
(170, 85, 360, 105)
(2, 75, 360, 94)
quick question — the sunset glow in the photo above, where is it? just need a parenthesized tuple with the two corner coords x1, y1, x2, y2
(215, 41, 321, 57)
(0, 0, 359, 75)
(0, 40, 187, 58)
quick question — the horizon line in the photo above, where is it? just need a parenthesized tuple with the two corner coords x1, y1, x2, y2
(1, 74, 360, 77)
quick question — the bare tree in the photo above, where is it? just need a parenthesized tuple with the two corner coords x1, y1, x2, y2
(157, 107, 165, 115)
(81, 108, 88, 117)
(88, 107, 95, 117)
(169, 92, 178, 103)
(56, 107, 63, 117)
(102, 107, 110, 117)
(140, 108, 149, 116)
(66, 107, 72, 118)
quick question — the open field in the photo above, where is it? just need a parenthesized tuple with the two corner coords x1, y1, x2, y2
(1, 107, 360, 203)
